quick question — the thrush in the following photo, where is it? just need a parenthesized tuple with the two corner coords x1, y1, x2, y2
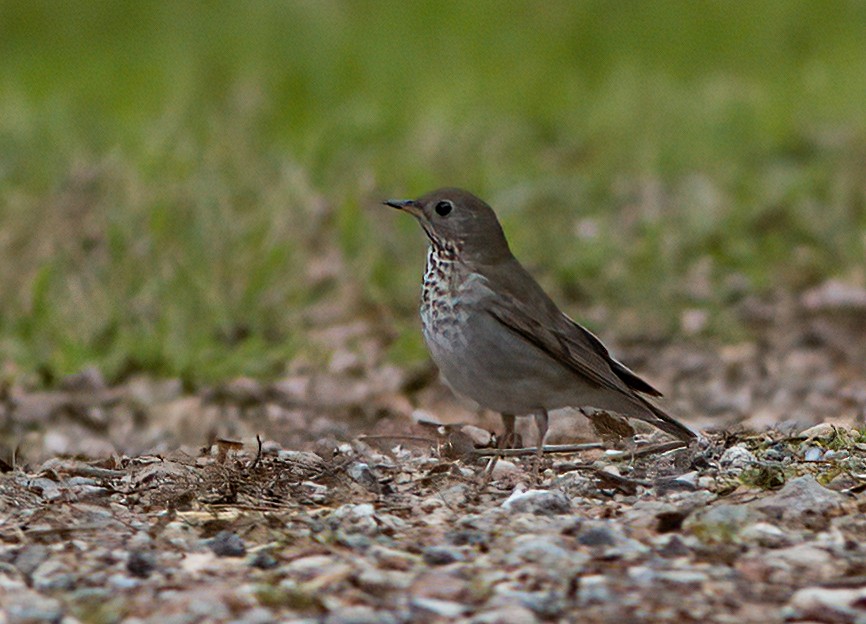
(385, 188, 697, 464)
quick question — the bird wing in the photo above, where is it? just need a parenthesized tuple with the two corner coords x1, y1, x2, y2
(487, 276, 662, 397)
(475, 259, 697, 442)
(487, 294, 697, 441)
(562, 316, 663, 397)
(486, 292, 658, 398)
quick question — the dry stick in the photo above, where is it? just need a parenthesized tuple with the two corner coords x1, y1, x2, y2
(248, 434, 264, 471)
(473, 442, 604, 457)
(357, 434, 439, 445)
(606, 440, 689, 461)
(473, 440, 688, 459)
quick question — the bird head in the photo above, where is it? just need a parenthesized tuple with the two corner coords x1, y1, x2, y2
(384, 188, 512, 265)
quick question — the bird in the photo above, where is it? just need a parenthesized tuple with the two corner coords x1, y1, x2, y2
(385, 188, 697, 468)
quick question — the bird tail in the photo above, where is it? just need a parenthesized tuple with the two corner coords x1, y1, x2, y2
(637, 396, 699, 442)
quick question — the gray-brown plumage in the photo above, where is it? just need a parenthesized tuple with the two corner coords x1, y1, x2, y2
(385, 188, 697, 460)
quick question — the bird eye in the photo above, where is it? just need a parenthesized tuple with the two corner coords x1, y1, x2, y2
(435, 200, 453, 216)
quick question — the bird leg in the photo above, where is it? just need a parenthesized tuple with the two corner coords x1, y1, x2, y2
(532, 410, 549, 482)
(482, 413, 516, 485)
(500, 413, 516, 449)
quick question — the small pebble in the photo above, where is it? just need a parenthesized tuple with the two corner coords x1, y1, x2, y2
(250, 550, 279, 570)
(803, 446, 823, 462)
(127, 550, 156, 578)
(422, 546, 464, 566)
(209, 531, 246, 557)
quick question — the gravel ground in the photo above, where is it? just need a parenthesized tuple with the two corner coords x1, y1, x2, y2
(1, 282, 865, 623)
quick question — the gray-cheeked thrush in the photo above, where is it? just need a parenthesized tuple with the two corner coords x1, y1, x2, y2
(386, 188, 697, 462)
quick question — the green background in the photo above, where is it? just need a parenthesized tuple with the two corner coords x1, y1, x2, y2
(1, 1, 864, 384)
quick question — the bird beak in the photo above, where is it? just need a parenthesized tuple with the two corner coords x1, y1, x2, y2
(384, 198, 423, 218)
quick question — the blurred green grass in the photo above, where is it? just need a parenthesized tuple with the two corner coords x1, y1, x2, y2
(1, 1, 864, 384)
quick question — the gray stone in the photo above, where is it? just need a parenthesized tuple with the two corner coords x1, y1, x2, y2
(751, 475, 848, 527)
(577, 525, 617, 547)
(787, 585, 866, 623)
(684, 503, 758, 542)
(422, 546, 465, 566)
(577, 575, 611, 606)
(501, 488, 571, 515)
(324, 606, 398, 624)
(803, 446, 823, 462)
(31, 559, 75, 591)
(719, 445, 755, 472)
(471, 604, 539, 624)
(508, 535, 587, 571)
(410, 597, 468, 618)
(13, 544, 49, 577)
(208, 531, 246, 557)
(354, 567, 412, 592)
(127, 549, 157, 578)
(576, 521, 649, 559)
(6, 592, 63, 624)
(739, 522, 790, 548)
(347, 462, 380, 493)
(655, 570, 708, 587)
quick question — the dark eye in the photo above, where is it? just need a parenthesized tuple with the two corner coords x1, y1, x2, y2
(435, 200, 453, 216)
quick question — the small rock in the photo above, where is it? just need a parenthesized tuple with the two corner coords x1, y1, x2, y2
(577, 525, 616, 547)
(802, 279, 866, 312)
(787, 585, 866, 623)
(461, 425, 492, 447)
(209, 531, 246, 557)
(5, 592, 63, 624)
(107, 573, 141, 589)
(739, 522, 790, 548)
(803, 446, 823, 462)
(655, 471, 699, 493)
(324, 606, 398, 624)
(501, 488, 571, 515)
(354, 567, 412, 593)
(284, 555, 344, 579)
(685, 504, 758, 542)
(823, 449, 848, 461)
(826, 473, 859, 491)
(368, 545, 417, 570)
(751, 475, 848, 528)
(490, 460, 521, 480)
(411, 569, 470, 602)
(422, 546, 465, 566)
(446, 529, 490, 549)
(654, 534, 693, 558)
(576, 522, 649, 560)
(719, 445, 755, 472)
(509, 535, 588, 571)
(410, 597, 468, 618)
(799, 422, 837, 440)
(500, 590, 565, 619)
(250, 550, 279, 570)
(472, 604, 539, 624)
(233, 607, 281, 624)
(347, 462, 380, 493)
(13, 544, 49, 577)
(31, 559, 75, 591)
(127, 550, 157, 578)
(740, 544, 836, 585)
(655, 570, 708, 587)
(577, 575, 611, 606)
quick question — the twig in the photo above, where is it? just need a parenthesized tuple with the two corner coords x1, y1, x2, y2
(606, 440, 689, 461)
(473, 442, 604, 457)
(249, 434, 263, 471)
(357, 434, 437, 445)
